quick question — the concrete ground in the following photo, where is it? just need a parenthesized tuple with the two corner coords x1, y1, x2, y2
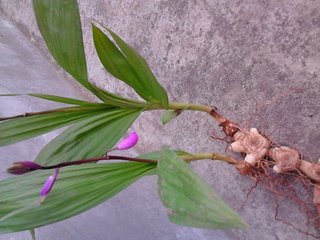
(0, 1, 320, 240)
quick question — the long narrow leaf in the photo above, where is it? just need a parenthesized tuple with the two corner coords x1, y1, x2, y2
(32, 0, 137, 104)
(157, 149, 249, 229)
(29, 93, 104, 106)
(35, 109, 141, 165)
(29, 92, 145, 110)
(0, 162, 155, 232)
(108, 28, 168, 107)
(90, 85, 148, 109)
(0, 92, 148, 109)
(32, 1, 148, 106)
(0, 93, 106, 107)
(33, 0, 91, 90)
(0, 107, 113, 146)
(92, 24, 168, 107)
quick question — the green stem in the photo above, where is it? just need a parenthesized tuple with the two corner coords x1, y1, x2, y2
(30, 229, 36, 240)
(146, 102, 211, 113)
(146, 102, 226, 124)
(181, 153, 237, 164)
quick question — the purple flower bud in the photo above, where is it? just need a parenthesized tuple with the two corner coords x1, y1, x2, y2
(7, 161, 42, 175)
(40, 168, 59, 204)
(116, 132, 139, 150)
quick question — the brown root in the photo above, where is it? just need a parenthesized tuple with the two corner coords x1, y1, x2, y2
(235, 157, 320, 238)
(314, 184, 320, 215)
(235, 161, 252, 175)
(220, 120, 239, 137)
(212, 109, 320, 236)
(230, 128, 270, 165)
(221, 124, 320, 237)
(299, 160, 320, 182)
(269, 146, 301, 173)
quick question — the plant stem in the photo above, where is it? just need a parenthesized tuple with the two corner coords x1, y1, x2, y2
(41, 155, 157, 169)
(146, 102, 226, 124)
(30, 229, 36, 240)
(38, 152, 237, 170)
(181, 153, 238, 164)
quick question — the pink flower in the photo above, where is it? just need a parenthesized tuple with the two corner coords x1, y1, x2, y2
(40, 168, 59, 204)
(116, 132, 139, 150)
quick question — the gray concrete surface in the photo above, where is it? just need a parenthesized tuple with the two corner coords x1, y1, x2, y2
(0, 0, 320, 239)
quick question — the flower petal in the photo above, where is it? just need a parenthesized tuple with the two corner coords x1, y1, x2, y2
(117, 132, 138, 150)
(40, 168, 60, 203)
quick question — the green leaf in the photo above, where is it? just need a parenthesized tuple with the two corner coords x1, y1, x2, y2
(33, 0, 98, 96)
(0, 162, 155, 232)
(0, 92, 147, 109)
(0, 106, 112, 146)
(0, 93, 106, 107)
(32, 1, 147, 105)
(30, 90, 148, 109)
(33, 0, 87, 87)
(92, 24, 169, 107)
(0, 94, 21, 97)
(28, 93, 104, 106)
(137, 149, 192, 176)
(160, 110, 181, 125)
(157, 149, 249, 229)
(90, 86, 147, 109)
(35, 109, 141, 165)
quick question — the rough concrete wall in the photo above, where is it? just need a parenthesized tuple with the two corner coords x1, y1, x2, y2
(0, 0, 320, 240)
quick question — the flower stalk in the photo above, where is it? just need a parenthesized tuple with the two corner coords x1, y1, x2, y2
(7, 152, 237, 174)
